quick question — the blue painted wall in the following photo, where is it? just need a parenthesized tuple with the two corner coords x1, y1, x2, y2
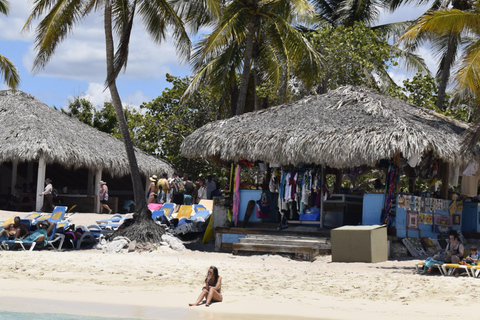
(236, 189, 278, 224)
(395, 196, 461, 238)
(462, 202, 479, 232)
(362, 193, 384, 225)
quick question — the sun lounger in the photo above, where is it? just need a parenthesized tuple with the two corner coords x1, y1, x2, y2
(175, 205, 193, 219)
(159, 203, 175, 219)
(34, 206, 68, 225)
(416, 261, 445, 275)
(14, 223, 64, 251)
(440, 263, 471, 276)
(96, 213, 132, 224)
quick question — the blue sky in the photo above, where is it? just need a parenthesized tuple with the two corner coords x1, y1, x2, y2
(0, 1, 436, 110)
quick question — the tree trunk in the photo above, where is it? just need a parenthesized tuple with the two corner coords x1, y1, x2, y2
(104, 0, 148, 221)
(236, 18, 256, 116)
(230, 78, 239, 117)
(436, 34, 456, 111)
(253, 57, 261, 111)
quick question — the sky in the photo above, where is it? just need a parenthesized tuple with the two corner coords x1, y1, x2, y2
(0, 1, 436, 110)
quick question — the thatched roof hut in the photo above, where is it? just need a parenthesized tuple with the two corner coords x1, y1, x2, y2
(181, 86, 473, 168)
(0, 89, 172, 176)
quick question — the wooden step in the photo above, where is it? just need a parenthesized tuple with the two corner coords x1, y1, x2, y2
(239, 237, 330, 248)
(232, 243, 331, 261)
(245, 234, 330, 243)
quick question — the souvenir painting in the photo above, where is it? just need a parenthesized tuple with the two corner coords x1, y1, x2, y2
(407, 211, 419, 230)
(420, 197, 425, 212)
(404, 196, 411, 210)
(425, 213, 433, 225)
(449, 200, 456, 216)
(452, 214, 461, 225)
(433, 214, 452, 233)
(456, 202, 463, 213)
(430, 199, 435, 213)
(410, 195, 416, 211)
(443, 200, 449, 212)
(398, 195, 405, 208)
(436, 199, 443, 211)
(425, 197, 431, 212)
(415, 197, 421, 211)
(419, 213, 426, 224)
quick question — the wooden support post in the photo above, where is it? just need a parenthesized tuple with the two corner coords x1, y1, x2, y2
(10, 160, 18, 195)
(94, 170, 102, 213)
(440, 160, 450, 199)
(35, 157, 46, 211)
(335, 170, 342, 193)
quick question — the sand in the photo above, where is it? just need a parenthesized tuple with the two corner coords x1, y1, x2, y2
(0, 210, 478, 320)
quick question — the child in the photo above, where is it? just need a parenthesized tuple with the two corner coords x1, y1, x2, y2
(462, 245, 479, 265)
(189, 266, 223, 307)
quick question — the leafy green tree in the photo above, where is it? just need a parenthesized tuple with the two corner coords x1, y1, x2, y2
(387, 73, 472, 122)
(140, 74, 228, 178)
(0, 0, 20, 89)
(25, 0, 193, 241)
(186, 0, 322, 116)
(62, 97, 95, 126)
(307, 23, 398, 93)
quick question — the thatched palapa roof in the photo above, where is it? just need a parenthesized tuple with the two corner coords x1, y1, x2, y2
(181, 86, 474, 168)
(0, 90, 173, 176)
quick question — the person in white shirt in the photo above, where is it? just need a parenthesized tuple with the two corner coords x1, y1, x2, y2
(196, 180, 207, 204)
(39, 178, 54, 212)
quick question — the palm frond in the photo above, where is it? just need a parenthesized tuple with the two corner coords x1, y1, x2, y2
(0, 0, 9, 15)
(0, 54, 20, 90)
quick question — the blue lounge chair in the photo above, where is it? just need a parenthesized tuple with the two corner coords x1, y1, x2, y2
(159, 203, 175, 219)
(96, 214, 132, 225)
(34, 206, 68, 225)
(152, 210, 165, 221)
(14, 223, 64, 251)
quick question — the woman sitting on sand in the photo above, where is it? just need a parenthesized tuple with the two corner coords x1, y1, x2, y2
(189, 266, 222, 307)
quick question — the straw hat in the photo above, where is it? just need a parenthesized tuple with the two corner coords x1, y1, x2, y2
(99, 181, 106, 185)
(150, 175, 158, 181)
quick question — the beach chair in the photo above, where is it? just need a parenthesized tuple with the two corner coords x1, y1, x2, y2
(415, 261, 445, 275)
(467, 265, 480, 277)
(193, 204, 207, 213)
(96, 213, 131, 225)
(15, 223, 64, 251)
(160, 203, 175, 219)
(440, 263, 470, 276)
(175, 205, 193, 219)
(65, 225, 101, 249)
(148, 203, 162, 212)
(151, 210, 165, 221)
(34, 206, 68, 225)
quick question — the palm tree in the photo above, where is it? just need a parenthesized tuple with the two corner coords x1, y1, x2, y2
(24, 0, 191, 235)
(398, 4, 480, 146)
(0, 0, 20, 89)
(395, 0, 474, 110)
(185, 0, 323, 116)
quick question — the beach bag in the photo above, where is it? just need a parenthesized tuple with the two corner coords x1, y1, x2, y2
(256, 192, 271, 219)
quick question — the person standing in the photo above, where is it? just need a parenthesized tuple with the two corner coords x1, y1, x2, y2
(183, 175, 196, 205)
(196, 180, 207, 204)
(39, 178, 55, 212)
(147, 175, 159, 199)
(99, 181, 112, 214)
(157, 173, 170, 203)
(206, 175, 216, 200)
(171, 172, 185, 213)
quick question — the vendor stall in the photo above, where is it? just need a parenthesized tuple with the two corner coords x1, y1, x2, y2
(181, 86, 479, 236)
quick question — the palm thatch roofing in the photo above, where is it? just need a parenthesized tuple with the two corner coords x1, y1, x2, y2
(181, 86, 475, 168)
(0, 90, 173, 176)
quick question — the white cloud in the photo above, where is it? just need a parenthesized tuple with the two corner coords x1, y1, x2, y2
(0, 0, 32, 41)
(72, 83, 111, 109)
(377, 3, 433, 25)
(20, 7, 186, 84)
(123, 90, 152, 109)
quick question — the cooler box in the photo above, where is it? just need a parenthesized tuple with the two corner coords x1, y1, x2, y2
(331, 225, 387, 263)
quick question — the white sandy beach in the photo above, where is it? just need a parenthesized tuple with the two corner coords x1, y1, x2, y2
(0, 210, 478, 320)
